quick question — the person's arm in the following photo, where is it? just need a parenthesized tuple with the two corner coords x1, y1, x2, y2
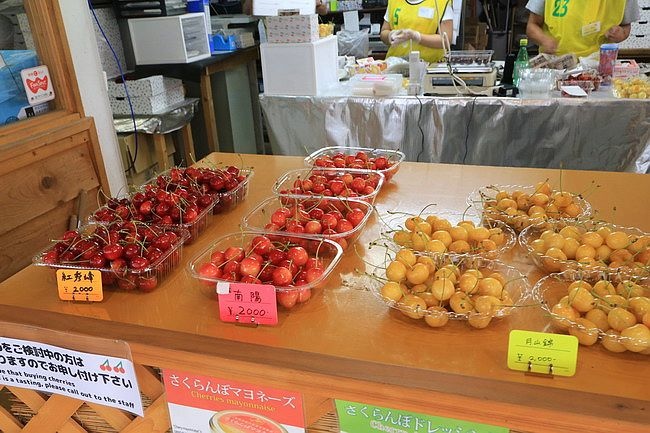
(417, 19, 453, 49)
(380, 20, 392, 45)
(606, 24, 631, 43)
(526, 12, 558, 53)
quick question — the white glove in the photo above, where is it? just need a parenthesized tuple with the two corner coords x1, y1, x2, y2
(389, 29, 421, 45)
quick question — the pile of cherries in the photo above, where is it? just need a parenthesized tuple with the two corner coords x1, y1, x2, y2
(40, 221, 185, 292)
(311, 150, 398, 181)
(197, 234, 334, 308)
(153, 166, 249, 213)
(277, 169, 383, 201)
(262, 196, 369, 250)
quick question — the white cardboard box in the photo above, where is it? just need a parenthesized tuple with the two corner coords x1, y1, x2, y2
(265, 14, 319, 44)
(107, 76, 183, 98)
(261, 35, 338, 96)
(109, 86, 186, 115)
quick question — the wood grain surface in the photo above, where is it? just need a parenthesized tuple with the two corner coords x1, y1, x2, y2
(0, 153, 648, 433)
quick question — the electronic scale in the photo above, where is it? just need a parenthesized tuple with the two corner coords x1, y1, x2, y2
(421, 50, 497, 95)
(423, 63, 498, 95)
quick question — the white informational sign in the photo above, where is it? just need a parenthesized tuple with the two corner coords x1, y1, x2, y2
(253, 0, 315, 16)
(343, 11, 359, 32)
(452, 0, 462, 44)
(0, 336, 143, 417)
(20, 65, 55, 105)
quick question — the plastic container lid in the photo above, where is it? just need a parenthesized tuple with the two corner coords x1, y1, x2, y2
(600, 43, 619, 50)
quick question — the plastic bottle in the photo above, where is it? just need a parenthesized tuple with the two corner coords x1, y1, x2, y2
(513, 38, 529, 87)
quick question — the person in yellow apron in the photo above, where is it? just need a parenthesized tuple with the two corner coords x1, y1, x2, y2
(380, 0, 454, 63)
(525, 0, 640, 57)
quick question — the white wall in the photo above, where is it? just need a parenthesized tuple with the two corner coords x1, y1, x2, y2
(58, 0, 128, 196)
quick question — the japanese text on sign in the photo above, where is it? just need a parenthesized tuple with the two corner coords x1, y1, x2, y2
(507, 330, 579, 377)
(57, 269, 103, 302)
(334, 400, 508, 433)
(0, 337, 142, 416)
(163, 369, 305, 432)
(217, 283, 278, 325)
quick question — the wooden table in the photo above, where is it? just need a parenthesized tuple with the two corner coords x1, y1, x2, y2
(0, 153, 648, 433)
(135, 46, 264, 155)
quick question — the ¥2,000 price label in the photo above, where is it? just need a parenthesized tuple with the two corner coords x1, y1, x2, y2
(56, 269, 103, 302)
(217, 282, 278, 326)
(507, 330, 578, 377)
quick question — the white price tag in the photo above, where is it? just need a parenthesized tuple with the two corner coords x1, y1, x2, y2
(216, 282, 231, 295)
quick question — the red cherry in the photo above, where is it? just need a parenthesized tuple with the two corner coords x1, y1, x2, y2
(240, 257, 261, 277)
(297, 288, 312, 303)
(304, 220, 323, 234)
(272, 267, 293, 286)
(276, 290, 299, 309)
(210, 250, 226, 265)
(117, 274, 138, 291)
(336, 219, 354, 234)
(138, 275, 158, 292)
(198, 262, 221, 284)
(346, 208, 366, 227)
(251, 236, 273, 255)
(224, 246, 245, 262)
(287, 246, 309, 267)
(103, 244, 124, 260)
(268, 249, 286, 265)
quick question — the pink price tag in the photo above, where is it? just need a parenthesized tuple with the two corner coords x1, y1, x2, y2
(217, 283, 278, 326)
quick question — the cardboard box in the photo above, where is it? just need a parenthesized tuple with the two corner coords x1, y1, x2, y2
(109, 85, 185, 115)
(613, 59, 640, 80)
(261, 35, 338, 96)
(107, 75, 183, 98)
(265, 14, 319, 44)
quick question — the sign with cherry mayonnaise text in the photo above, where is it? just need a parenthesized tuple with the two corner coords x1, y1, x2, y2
(217, 282, 278, 325)
(335, 400, 509, 433)
(0, 336, 143, 416)
(163, 369, 305, 433)
(56, 269, 104, 302)
(20, 65, 55, 105)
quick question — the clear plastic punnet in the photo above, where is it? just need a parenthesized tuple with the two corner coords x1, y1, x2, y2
(532, 269, 649, 354)
(32, 222, 190, 293)
(241, 195, 373, 251)
(273, 167, 385, 204)
(186, 231, 343, 309)
(304, 146, 405, 182)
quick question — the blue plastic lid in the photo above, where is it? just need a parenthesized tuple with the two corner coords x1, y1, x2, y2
(600, 43, 619, 50)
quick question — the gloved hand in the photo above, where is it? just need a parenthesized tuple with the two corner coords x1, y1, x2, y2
(389, 29, 421, 45)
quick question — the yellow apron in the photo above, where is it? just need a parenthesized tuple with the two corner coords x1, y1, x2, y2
(386, 0, 451, 63)
(543, 0, 625, 57)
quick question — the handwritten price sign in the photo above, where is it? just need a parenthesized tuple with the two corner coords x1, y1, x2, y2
(56, 269, 103, 302)
(217, 283, 278, 325)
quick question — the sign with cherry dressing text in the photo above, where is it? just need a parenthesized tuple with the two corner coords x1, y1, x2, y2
(335, 400, 509, 433)
(217, 282, 278, 325)
(20, 65, 55, 105)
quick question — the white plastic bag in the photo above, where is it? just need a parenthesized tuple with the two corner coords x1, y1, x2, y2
(337, 29, 370, 58)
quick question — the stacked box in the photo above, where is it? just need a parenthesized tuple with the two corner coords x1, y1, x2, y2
(107, 75, 185, 115)
(265, 14, 319, 44)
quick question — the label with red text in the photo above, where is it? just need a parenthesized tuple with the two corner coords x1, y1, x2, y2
(21, 65, 55, 105)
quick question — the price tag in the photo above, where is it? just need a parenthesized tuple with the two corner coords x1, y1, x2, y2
(56, 269, 103, 302)
(217, 283, 278, 326)
(507, 330, 578, 377)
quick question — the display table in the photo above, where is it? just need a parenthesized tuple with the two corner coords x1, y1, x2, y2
(259, 91, 650, 173)
(0, 153, 648, 433)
